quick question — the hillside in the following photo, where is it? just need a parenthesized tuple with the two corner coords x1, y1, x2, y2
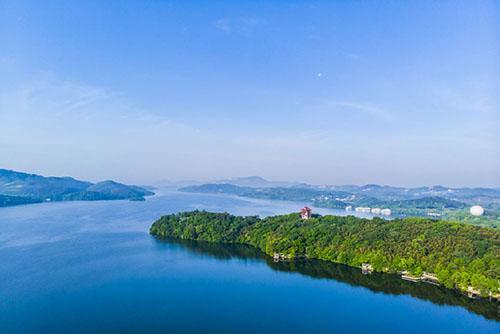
(0, 169, 91, 198)
(0, 194, 42, 207)
(0, 169, 154, 207)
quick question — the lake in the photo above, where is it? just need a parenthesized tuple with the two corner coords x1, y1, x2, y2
(0, 190, 498, 333)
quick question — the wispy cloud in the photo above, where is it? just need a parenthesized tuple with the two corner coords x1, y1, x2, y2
(213, 17, 265, 36)
(340, 52, 365, 61)
(322, 101, 396, 122)
(429, 82, 495, 115)
(214, 19, 231, 33)
(0, 72, 196, 133)
(0, 71, 215, 182)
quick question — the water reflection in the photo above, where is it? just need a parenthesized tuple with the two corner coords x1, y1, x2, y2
(158, 238, 499, 321)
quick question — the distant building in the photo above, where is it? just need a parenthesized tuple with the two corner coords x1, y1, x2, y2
(401, 271, 421, 282)
(421, 272, 440, 285)
(361, 263, 373, 274)
(470, 205, 484, 217)
(371, 208, 381, 214)
(467, 286, 481, 299)
(345, 205, 353, 211)
(355, 207, 371, 213)
(380, 208, 391, 216)
(300, 206, 312, 219)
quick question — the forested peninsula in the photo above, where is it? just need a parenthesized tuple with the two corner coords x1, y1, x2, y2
(150, 211, 500, 297)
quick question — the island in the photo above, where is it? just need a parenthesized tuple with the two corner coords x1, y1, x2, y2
(0, 169, 154, 207)
(150, 210, 500, 298)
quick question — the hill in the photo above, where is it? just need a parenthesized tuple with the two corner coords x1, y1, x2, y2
(0, 169, 91, 198)
(0, 169, 154, 207)
(215, 176, 301, 188)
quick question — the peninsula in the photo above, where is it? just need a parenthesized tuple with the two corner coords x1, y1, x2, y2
(150, 210, 500, 298)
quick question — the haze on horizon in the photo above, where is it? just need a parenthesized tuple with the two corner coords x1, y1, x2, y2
(1, 1, 499, 187)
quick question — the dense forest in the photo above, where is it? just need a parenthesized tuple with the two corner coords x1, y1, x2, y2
(150, 211, 500, 297)
(443, 210, 500, 229)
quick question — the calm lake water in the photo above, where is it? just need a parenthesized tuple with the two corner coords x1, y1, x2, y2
(0, 190, 498, 333)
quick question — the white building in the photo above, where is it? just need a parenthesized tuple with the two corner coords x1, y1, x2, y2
(355, 207, 371, 213)
(380, 208, 392, 216)
(470, 205, 484, 217)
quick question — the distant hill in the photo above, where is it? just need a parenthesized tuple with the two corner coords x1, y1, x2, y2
(181, 183, 470, 211)
(180, 182, 500, 227)
(329, 184, 500, 205)
(181, 183, 245, 195)
(0, 169, 154, 207)
(180, 183, 413, 207)
(181, 183, 351, 203)
(200, 177, 500, 206)
(215, 176, 301, 188)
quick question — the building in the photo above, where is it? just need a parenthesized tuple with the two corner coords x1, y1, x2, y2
(380, 208, 392, 216)
(355, 207, 371, 213)
(470, 205, 484, 217)
(421, 272, 440, 285)
(401, 271, 421, 282)
(361, 263, 373, 274)
(467, 286, 481, 299)
(300, 206, 312, 219)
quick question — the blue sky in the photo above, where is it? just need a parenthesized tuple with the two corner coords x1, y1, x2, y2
(0, 1, 498, 186)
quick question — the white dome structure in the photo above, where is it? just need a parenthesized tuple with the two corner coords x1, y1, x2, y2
(470, 205, 484, 217)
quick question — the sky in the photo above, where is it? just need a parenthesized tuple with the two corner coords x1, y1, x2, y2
(0, 0, 498, 187)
